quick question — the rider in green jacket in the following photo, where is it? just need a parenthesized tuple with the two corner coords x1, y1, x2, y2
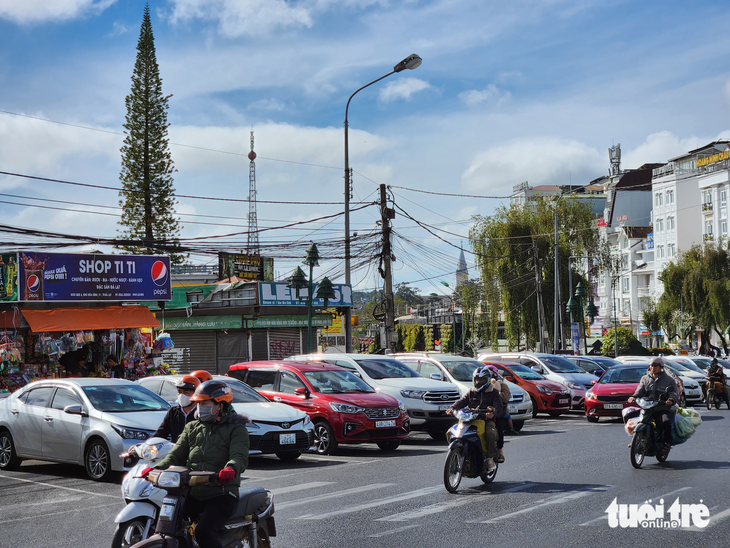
(154, 380, 250, 548)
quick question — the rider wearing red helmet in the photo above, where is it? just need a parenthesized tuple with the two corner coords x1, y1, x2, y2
(191, 369, 213, 383)
(154, 380, 249, 548)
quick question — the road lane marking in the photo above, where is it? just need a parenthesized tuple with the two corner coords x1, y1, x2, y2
(245, 457, 385, 481)
(276, 483, 394, 510)
(271, 481, 335, 495)
(368, 523, 421, 538)
(0, 473, 118, 498)
(472, 487, 609, 523)
(377, 482, 537, 522)
(578, 486, 692, 526)
(294, 486, 443, 520)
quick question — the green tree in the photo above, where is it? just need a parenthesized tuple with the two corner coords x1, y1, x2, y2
(118, 4, 184, 263)
(470, 196, 599, 351)
(395, 283, 423, 307)
(601, 326, 643, 356)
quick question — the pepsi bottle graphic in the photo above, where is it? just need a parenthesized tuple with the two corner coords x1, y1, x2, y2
(21, 254, 46, 301)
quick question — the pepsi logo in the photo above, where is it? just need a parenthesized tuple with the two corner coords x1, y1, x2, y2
(27, 274, 41, 293)
(151, 261, 168, 287)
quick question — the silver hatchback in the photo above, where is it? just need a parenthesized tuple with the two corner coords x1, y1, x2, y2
(0, 378, 169, 481)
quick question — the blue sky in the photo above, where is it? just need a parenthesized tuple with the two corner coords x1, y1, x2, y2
(1, 0, 730, 295)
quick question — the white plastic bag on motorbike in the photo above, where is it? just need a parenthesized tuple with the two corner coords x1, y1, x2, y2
(678, 407, 702, 427)
(673, 413, 696, 439)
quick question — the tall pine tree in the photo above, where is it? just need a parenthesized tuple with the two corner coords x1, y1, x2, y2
(118, 4, 184, 263)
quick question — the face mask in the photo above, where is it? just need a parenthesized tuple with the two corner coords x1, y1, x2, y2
(195, 404, 218, 423)
(178, 394, 192, 408)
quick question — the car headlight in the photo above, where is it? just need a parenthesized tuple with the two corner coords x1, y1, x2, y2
(112, 424, 155, 440)
(141, 442, 164, 461)
(301, 415, 312, 427)
(585, 391, 597, 401)
(563, 381, 584, 391)
(156, 471, 181, 488)
(329, 402, 362, 414)
(246, 421, 261, 431)
(400, 390, 427, 399)
(536, 384, 554, 394)
(398, 400, 407, 412)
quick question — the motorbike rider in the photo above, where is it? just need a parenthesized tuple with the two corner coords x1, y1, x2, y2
(150, 375, 201, 443)
(707, 358, 730, 408)
(147, 380, 250, 548)
(482, 364, 514, 463)
(192, 369, 214, 383)
(447, 366, 503, 471)
(628, 357, 677, 452)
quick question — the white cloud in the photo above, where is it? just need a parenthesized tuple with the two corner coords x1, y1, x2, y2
(247, 98, 287, 112)
(378, 78, 430, 103)
(0, 0, 116, 24)
(167, 0, 313, 37)
(461, 137, 603, 193)
(621, 131, 728, 169)
(108, 20, 128, 37)
(459, 84, 511, 107)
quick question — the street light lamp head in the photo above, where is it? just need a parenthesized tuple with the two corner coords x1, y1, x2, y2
(574, 281, 587, 299)
(304, 243, 320, 267)
(394, 54, 422, 73)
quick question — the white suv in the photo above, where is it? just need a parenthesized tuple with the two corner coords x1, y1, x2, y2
(288, 353, 460, 438)
(393, 353, 533, 430)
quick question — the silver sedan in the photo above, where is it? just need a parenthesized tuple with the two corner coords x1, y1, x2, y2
(0, 378, 169, 481)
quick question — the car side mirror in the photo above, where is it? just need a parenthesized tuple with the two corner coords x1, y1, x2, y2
(591, 379, 598, 385)
(294, 387, 310, 398)
(530, 366, 541, 373)
(594, 369, 603, 377)
(430, 373, 443, 381)
(64, 404, 86, 416)
(505, 375, 516, 382)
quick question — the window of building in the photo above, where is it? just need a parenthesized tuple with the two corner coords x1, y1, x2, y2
(623, 300, 631, 315)
(657, 246, 664, 259)
(667, 216, 675, 231)
(655, 193, 663, 207)
(666, 190, 674, 204)
(600, 300, 607, 311)
(703, 190, 713, 204)
(706, 220, 713, 234)
(668, 244, 675, 258)
(656, 218, 663, 232)
(622, 255, 629, 270)
(622, 277, 630, 292)
(722, 221, 728, 236)
(599, 273, 606, 287)
(721, 189, 727, 207)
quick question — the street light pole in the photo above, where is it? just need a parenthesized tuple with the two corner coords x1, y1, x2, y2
(344, 54, 422, 353)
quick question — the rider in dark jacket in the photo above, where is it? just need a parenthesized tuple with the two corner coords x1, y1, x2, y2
(151, 375, 201, 443)
(628, 357, 677, 449)
(448, 366, 503, 471)
(707, 358, 730, 408)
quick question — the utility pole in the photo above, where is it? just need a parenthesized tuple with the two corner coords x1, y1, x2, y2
(380, 184, 396, 353)
(532, 240, 548, 353)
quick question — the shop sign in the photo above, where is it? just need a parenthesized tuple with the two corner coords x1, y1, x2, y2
(647, 233, 654, 250)
(321, 311, 344, 335)
(616, 214, 628, 222)
(162, 315, 242, 331)
(597, 218, 606, 227)
(0, 254, 19, 301)
(218, 252, 274, 281)
(247, 314, 332, 328)
(17, 252, 171, 302)
(259, 282, 353, 307)
(697, 149, 729, 168)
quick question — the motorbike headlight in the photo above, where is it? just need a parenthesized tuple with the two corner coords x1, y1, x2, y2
(141, 442, 164, 461)
(329, 402, 361, 414)
(400, 390, 427, 399)
(112, 424, 155, 440)
(536, 384, 554, 394)
(156, 471, 181, 488)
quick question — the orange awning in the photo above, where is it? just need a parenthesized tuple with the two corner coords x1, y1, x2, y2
(22, 306, 160, 333)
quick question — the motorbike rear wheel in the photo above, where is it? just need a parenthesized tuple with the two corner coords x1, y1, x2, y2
(443, 445, 465, 493)
(630, 432, 647, 469)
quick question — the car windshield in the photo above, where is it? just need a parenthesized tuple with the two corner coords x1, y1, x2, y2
(571, 360, 604, 373)
(504, 364, 544, 380)
(599, 367, 646, 384)
(220, 378, 269, 403)
(541, 356, 584, 373)
(593, 358, 619, 368)
(691, 357, 713, 370)
(303, 370, 375, 393)
(354, 359, 420, 379)
(83, 385, 169, 412)
(664, 360, 691, 372)
(440, 360, 481, 381)
(676, 361, 707, 375)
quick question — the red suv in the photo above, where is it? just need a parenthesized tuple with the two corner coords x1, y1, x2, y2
(228, 361, 409, 455)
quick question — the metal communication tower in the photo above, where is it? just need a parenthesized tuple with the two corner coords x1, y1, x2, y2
(247, 131, 260, 256)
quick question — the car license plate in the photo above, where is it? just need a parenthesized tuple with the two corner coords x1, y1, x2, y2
(605, 403, 623, 410)
(438, 404, 451, 411)
(160, 502, 176, 521)
(279, 433, 296, 445)
(508, 405, 518, 414)
(557, 397, 569, 405)
(376, 420, 396, 428)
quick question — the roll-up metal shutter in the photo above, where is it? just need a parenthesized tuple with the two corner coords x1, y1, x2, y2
(251, 330, 268, 361)
(216, 330, 248, 375)
(162, 330, 217, 374)
(268, 328, 302, 360)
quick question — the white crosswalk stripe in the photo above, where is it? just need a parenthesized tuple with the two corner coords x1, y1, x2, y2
(276, 483, 393, 510)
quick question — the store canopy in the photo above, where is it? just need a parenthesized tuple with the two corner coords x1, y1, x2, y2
(22, 306, 161, 333)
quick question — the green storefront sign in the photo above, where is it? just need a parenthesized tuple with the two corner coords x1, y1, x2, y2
(246, 315, 332, 328)
(163, 315, 242, 331)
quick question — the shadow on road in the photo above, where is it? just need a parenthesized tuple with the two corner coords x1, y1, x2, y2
(460, 480, 609, 495)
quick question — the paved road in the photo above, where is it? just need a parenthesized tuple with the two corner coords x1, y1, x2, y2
(1, 411, 728, 548)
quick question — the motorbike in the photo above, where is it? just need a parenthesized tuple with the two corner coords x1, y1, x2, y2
(443, 408, 498, 493)
(625, 391, 672, 469)
(113, 438, 175, 548)
(706, 379, 729, 410)
(129, 466, 276, 548)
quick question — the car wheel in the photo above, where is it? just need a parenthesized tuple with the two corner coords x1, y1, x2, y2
(376, 440, 400, 452)
(511, 421, 524, 432)
(313, 421, 338, 455)
(85, 438, 112, 481)
(0, 430, 22, 471)
(427, 429, 448, 441)
(530, 397, 538, 418)
(275, 451, 302, 461)
(586, 415, 599, 423)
